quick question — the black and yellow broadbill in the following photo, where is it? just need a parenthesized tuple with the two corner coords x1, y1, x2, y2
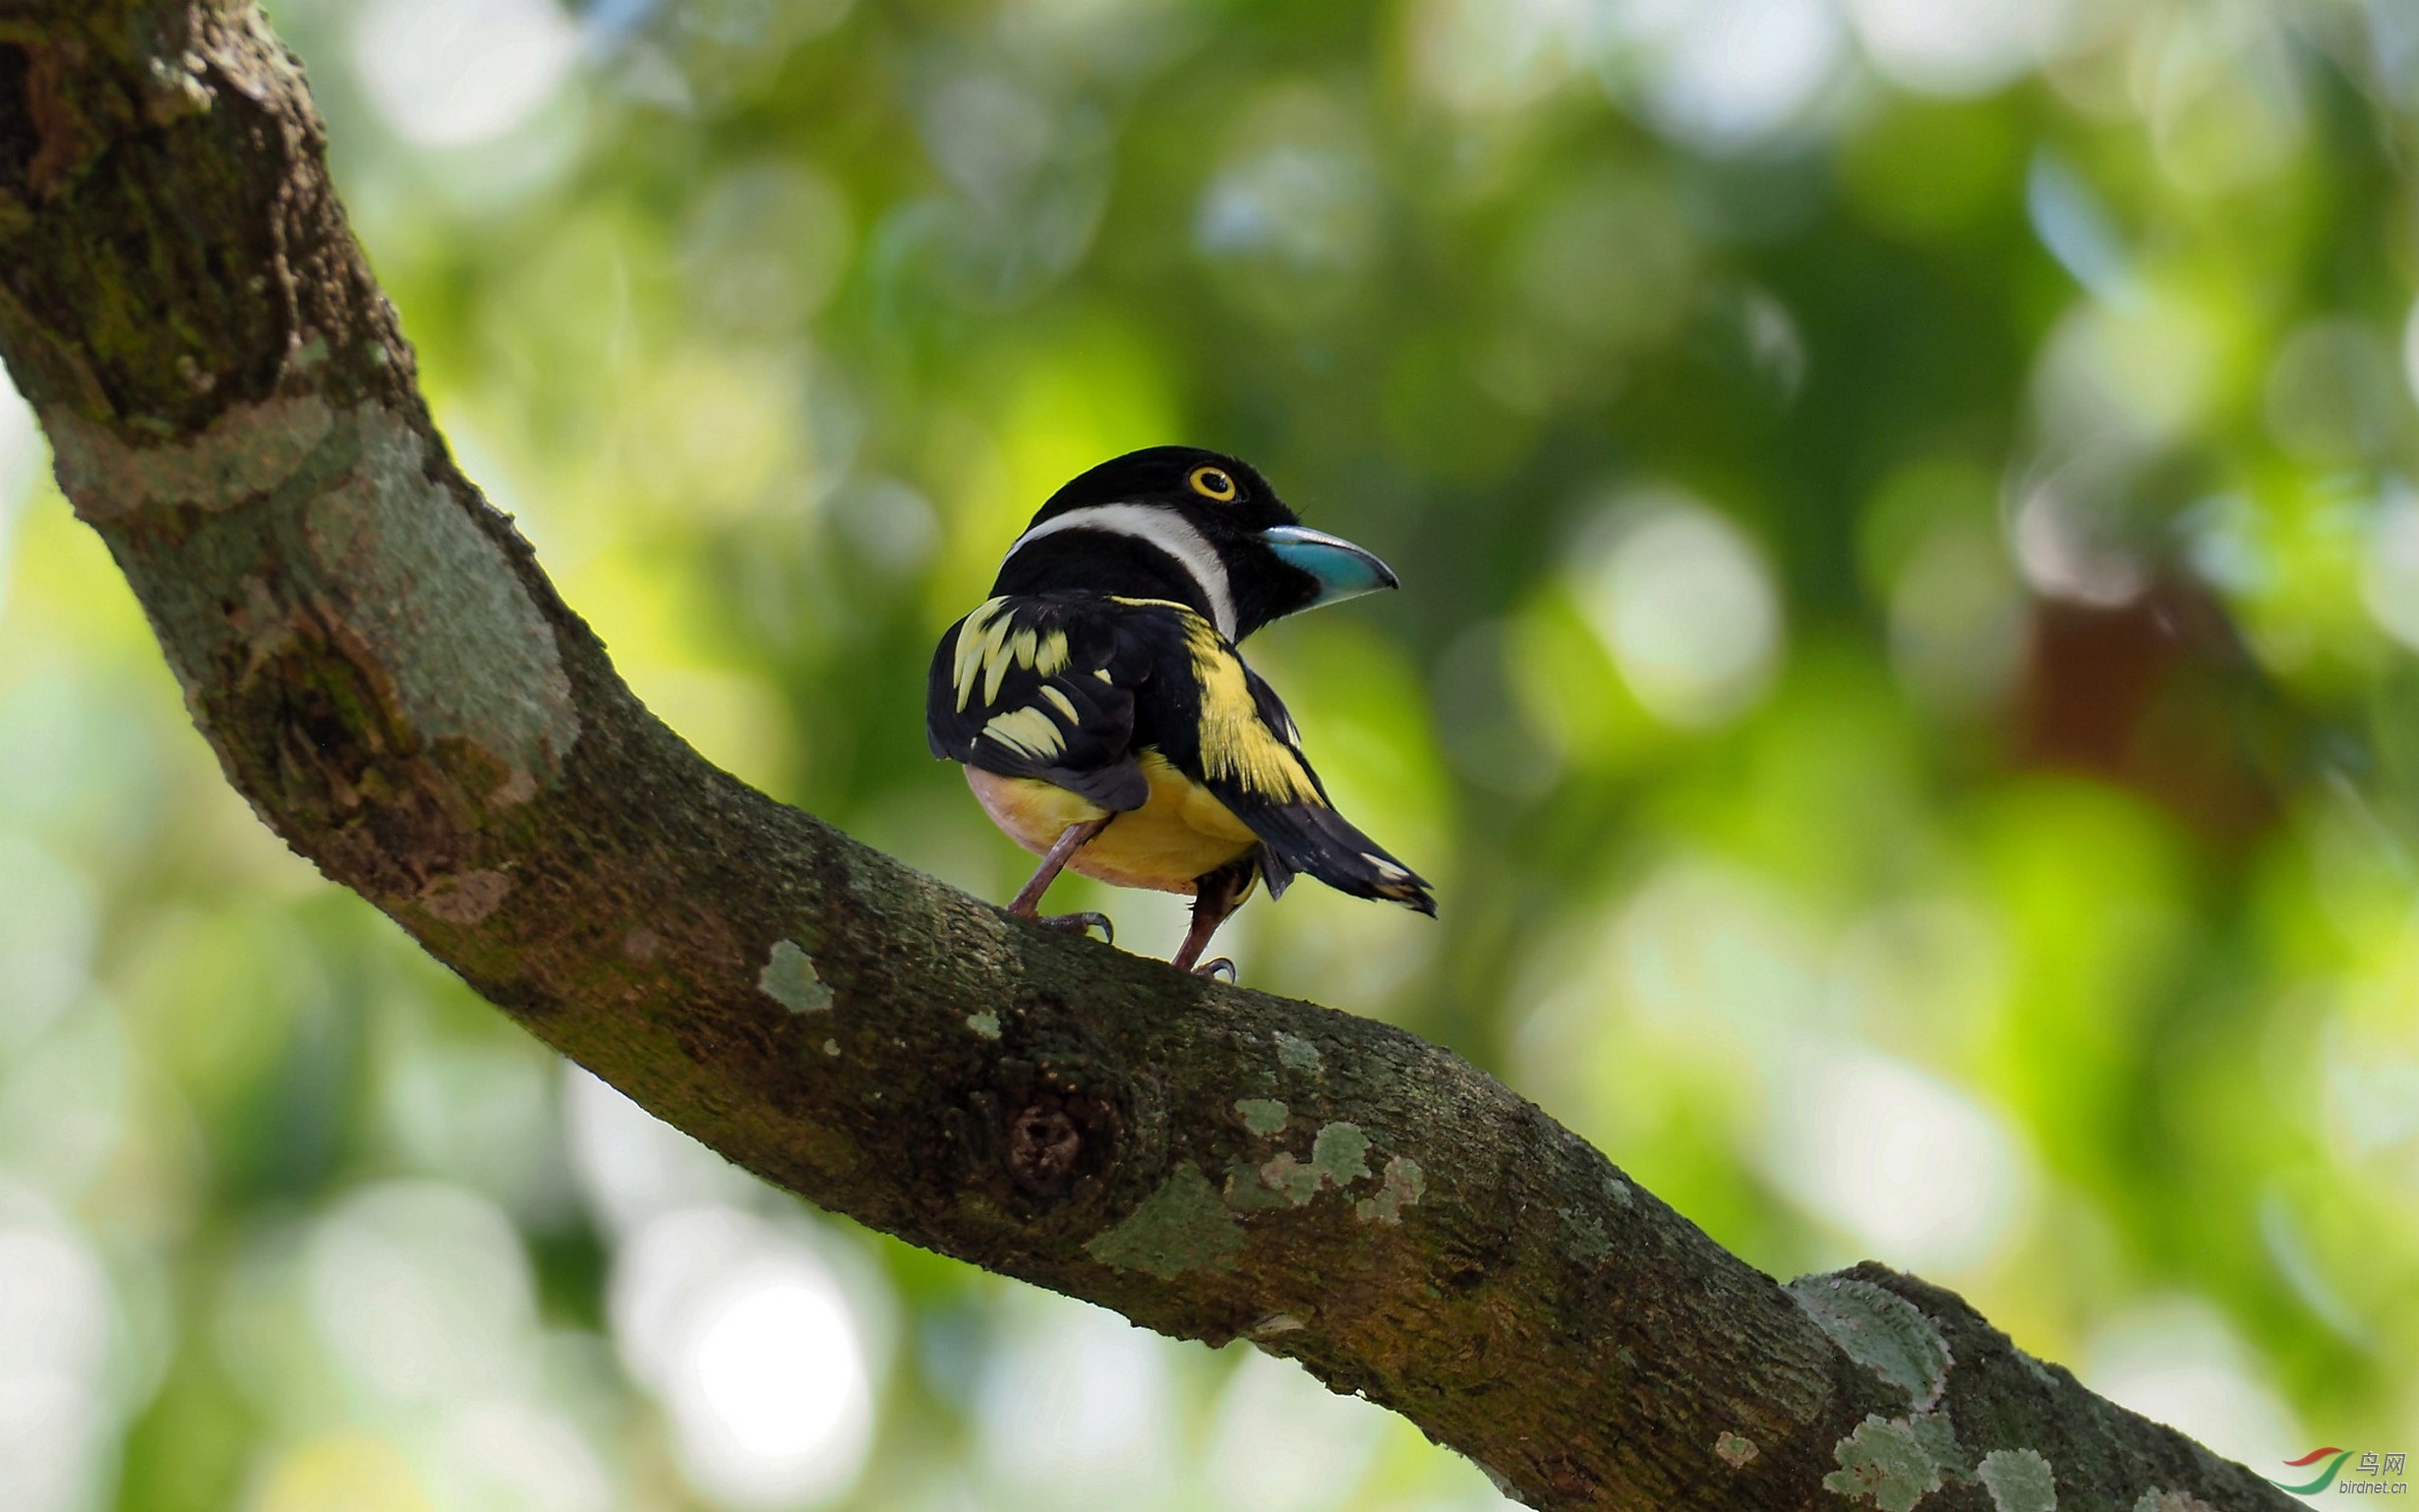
(926, 446, 1435, 977)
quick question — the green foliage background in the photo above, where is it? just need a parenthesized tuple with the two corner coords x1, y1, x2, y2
(0, 0, 2414, 1506)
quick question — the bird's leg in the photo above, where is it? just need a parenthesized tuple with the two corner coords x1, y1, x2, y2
(1008, 817, 1114, 941)
(1170, 860, 1253, 977)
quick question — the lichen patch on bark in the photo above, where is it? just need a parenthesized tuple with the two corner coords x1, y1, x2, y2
(1354, 1154, 1423, 1223)
(1311, 1121, 1371, 1188)
(1824, 1416, 1944, 1512)
(758, 939, 831, 1015)
(300, 408, 578, 790)
(1085, 1163, 1242, 1278)
(1791, 1275, 1953, 1411)
(1235, 1097, 1288, 1134)
(1252, 1122, 1402, 1214)
(1976, 1448, 2056, 1512)
(1274, 1030, 1323, 1075)
(45, 393, 334, 518)
(1259, 1150, 1322, 1205)
(58, 399, 581, 806)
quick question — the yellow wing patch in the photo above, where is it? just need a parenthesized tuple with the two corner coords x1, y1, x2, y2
(1033, 630, 1071, 676)
(952, 599, 1007, 710)
(1176, 614, 1322, 807)
(982, 706, 1066, 760)
(953, 599, 1073, 712)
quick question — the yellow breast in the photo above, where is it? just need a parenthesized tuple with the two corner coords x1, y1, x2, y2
(967, 753, 1257, 894)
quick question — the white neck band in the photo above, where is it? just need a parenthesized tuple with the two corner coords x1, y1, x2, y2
(1001, 502, 1238, 640)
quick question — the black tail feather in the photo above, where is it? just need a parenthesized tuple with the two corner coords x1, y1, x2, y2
(1249, 804, 1435, 914)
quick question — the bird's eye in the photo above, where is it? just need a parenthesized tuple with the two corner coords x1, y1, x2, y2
(1188, 466, 1239, 502)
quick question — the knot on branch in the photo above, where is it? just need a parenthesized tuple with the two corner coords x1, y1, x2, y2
(1006, 1097, 1085, 1194)
(982, 1060, 1123, 1209)
(947, 1011, 1156, 1223)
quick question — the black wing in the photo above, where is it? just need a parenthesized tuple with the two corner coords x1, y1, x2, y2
(1137, 606, 1436, 914)
(925, 597, 1154, 811)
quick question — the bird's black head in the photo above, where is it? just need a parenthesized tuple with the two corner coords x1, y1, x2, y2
(989, 445, 1396, 642)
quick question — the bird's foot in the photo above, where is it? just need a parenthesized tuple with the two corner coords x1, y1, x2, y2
(1192, 957, 1236, 982)
(1038, 911, 1114, 945)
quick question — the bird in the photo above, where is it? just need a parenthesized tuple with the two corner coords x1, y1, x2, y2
(926, 445, 1435, 978)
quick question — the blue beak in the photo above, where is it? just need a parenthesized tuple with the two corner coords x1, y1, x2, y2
(1262, 525, 1398, 611)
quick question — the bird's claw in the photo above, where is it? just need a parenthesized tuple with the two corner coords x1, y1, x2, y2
(1040, 910, 1114, 945)
(1192, 957, 1236, 982)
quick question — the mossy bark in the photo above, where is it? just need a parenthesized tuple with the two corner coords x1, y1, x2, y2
(0, 6, 2301, 1510)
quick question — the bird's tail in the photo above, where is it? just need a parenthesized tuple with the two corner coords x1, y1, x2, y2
(1251, 804, 1436, 915)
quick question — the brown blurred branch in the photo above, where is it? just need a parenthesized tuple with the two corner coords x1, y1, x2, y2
(0, 6, 2299, 1510)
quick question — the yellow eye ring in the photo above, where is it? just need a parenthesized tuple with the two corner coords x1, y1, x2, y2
(1188, 465, 1238, 501)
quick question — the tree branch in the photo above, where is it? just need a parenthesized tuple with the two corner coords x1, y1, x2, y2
(0, 7, 2297, 1510)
